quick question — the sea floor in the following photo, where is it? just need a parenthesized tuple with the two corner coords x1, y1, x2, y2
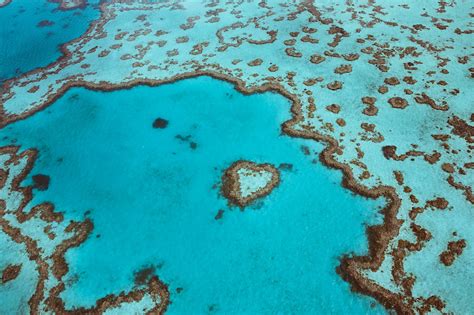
(1, 77, 386, 314)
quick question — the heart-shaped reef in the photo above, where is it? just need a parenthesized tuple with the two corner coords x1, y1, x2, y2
(221, 160, 280, 207)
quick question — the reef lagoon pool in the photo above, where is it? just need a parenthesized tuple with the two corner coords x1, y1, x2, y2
(1, 76, 386, 314)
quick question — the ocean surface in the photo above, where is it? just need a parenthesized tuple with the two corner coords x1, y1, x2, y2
(0, 0, 100, 80)
(1, 76, 386, 314)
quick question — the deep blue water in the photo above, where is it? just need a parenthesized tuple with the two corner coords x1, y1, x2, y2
(1, 76, 386, 314)
(0, 0, 100, 81)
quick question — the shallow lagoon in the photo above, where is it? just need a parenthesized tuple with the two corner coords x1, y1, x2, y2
(1, 76, 386, 314)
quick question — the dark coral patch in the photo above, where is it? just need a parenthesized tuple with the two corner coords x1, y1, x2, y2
(133, 265, 156, 286)
(38, 20, 54, 27)
(388, 97, 408, 109)
(214, 209, 224, 220)
(152, 118, 169, 129)
(32, 174, 50, 191)
(439, 239, 466, 266)
(1, 264, 21, 283)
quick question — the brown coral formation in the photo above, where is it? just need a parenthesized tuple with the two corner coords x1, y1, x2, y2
(326, 104, 340, 114)
(384, 77, 400, 85)
(414, 93, 449, 111)
(32, 174, 50, 191)
(334, 64, 352, 74)
(439, 239, 467, 266)
(247, 58, 263, 66)
(0, 146, 170, 313)
(388, 97, 408, 109)
(327, 81, 343, 90)
(1, 264, 21, 283)
(361, 96, 378, 116)
(381, 145, 441, 165)
(448, 115, 474, 143)
(285, 47, 302, 58)
(309, 54, 325, 64)
(152, 118, 169, 129)
(221, 160, 280, 207)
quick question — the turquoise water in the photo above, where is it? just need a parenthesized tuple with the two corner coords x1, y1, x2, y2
(1, 77, 385, 314)
(0, 0, 99, 80)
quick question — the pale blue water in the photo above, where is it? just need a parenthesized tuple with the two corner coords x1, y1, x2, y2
(0, 0, 100, 80)
(1, 77, 386, 314)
